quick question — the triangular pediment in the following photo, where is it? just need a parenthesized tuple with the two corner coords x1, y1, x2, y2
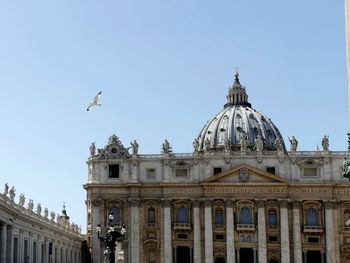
(202, 164, 288, 184)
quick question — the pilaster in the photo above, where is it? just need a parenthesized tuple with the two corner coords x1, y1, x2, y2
(203, 199, 213, 263)
(192, 200, 201, 263)
(1, 223, 7, 263)
(256, 199, 267, 263)
(324, 200, 336, 263)
(292, 201, 302, 263)
(278, 199, 290, 263)
(225, 199, 235, 263)
(161, 199, 172, 263)
(128, 198, 141, 263)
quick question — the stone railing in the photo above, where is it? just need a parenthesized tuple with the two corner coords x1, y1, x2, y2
(173, 223, 191, 229)
(303, 225, 323, 233)
(0, 191, 81, 236)
(236, 223, 255, 232)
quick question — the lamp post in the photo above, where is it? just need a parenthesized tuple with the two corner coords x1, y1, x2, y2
(96, 214, 126, 263)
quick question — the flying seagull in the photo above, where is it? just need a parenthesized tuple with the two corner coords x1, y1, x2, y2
(87, 91, 102, 111)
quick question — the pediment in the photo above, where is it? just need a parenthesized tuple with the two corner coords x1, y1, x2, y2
(203, 164, 288, 184)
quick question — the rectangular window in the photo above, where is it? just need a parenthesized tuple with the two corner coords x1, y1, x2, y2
(146, 168, 156, 179)
(175, 168, 188, 177)
(268, 236, 278, 242)
(215, 234, 225, 241)
(109, 164, 120, 178)
(304, 167, 317, 177)
(266, 167, 275, 175)
(307, 236, 319, 243)
(213, 167, 222, 175)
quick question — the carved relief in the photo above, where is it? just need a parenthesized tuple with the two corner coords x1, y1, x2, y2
(202, 199, 213, 207)
(225, 199, 235, 208)
(278, 199, 290, 208)
(160, 199, 172, 208)
(92, 199, 102, 207)
(255, 199, 266, 208)
(191, 199, 202, 208)
(128, 198, 142, 207)
(239, 167, 250, 182)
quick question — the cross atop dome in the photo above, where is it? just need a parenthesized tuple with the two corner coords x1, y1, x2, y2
(224, 71, 251, 108)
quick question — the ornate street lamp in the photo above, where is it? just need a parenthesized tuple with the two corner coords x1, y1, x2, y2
(96, 213, 126, 263)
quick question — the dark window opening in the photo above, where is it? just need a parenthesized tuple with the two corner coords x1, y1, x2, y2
(266, 167, 275, 175)
(215, 234, 224, 240)
(109, 164, 120, 178)
(213, 167, 222, 175)
(268, 236, 278, 242)
(307, 237, 319, 243)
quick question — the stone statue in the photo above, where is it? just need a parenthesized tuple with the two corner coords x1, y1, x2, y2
(275, 137, 283, 151)
(90, 142, 96, 156)
(193, 138, 200, 152)
(44, 208, 49, 218)
(254, 134, 263, 151)
(344, 158, 350, 179)
(50, 211, 56, 221)
(18, 193, 25, 207)
(28, 199, 34, 211)
(162, 139, 172, 154)
(37, 203, 42, 215)
(9, 186, 16, 201)
(322, 135, 329, 151)
(204, 137, 211, 151)
(224, 132, 230, 151)
(289, 136, 298, 151)
(3, 183, 9, 196)
(130, 140, 139, 155)
(240, 133, 248, 151)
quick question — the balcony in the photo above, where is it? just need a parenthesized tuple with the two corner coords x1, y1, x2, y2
(173, 223, 191, 230)
(236, 224, 255, 232)
(303, 225, 323, 233)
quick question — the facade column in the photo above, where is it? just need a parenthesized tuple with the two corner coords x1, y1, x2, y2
(253, 248, 257, 263)
(324, 200, 336, 263)
(225, 199, 235, 263)
(1, 222, 7, 263)
(192, 200, 201, 263)
(203, 199, 213, 263)
(256, 199, 267, 263)
(161, 199, 172, 263)
(292, 201, 302, 263)
(236, 248, 240, 263)
(279, 199, 290, 263)
(128, 198, 140, 263)
(91, 199, 102, 263)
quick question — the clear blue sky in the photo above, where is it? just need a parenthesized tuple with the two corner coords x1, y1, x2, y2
(0, 1, 347, 231)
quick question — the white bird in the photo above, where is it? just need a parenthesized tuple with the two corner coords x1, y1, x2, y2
(87, 91, 102, 111)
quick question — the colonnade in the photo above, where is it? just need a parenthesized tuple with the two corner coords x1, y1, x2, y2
(0, 221, 81, 263)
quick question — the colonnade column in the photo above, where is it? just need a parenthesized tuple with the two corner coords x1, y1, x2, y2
(292, 201, 302, 263)
(324, 200, 336, 263)
(1, 222, 7, 263)
(225, 199, 235, 263)
(279, 199, 290, 263)
(192, 200, 201, 263)
(256, 199, 267, 263)
(128, 198, 140, 263)
(203, 199, 213, 263)
(161, 199, 172, 263)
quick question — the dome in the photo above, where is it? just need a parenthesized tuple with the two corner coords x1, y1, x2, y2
(196, 72, 286, 152)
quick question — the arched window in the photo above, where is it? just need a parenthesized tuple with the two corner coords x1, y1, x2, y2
(306, 208, 318, 226)
(215, 208, 224, 225)
(268, 209, 277, 226)
(148, 207, 156, 223)
(177, 207, 189, 223)
(239, 207, 252, 224)
(110, 207, 121, 225)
